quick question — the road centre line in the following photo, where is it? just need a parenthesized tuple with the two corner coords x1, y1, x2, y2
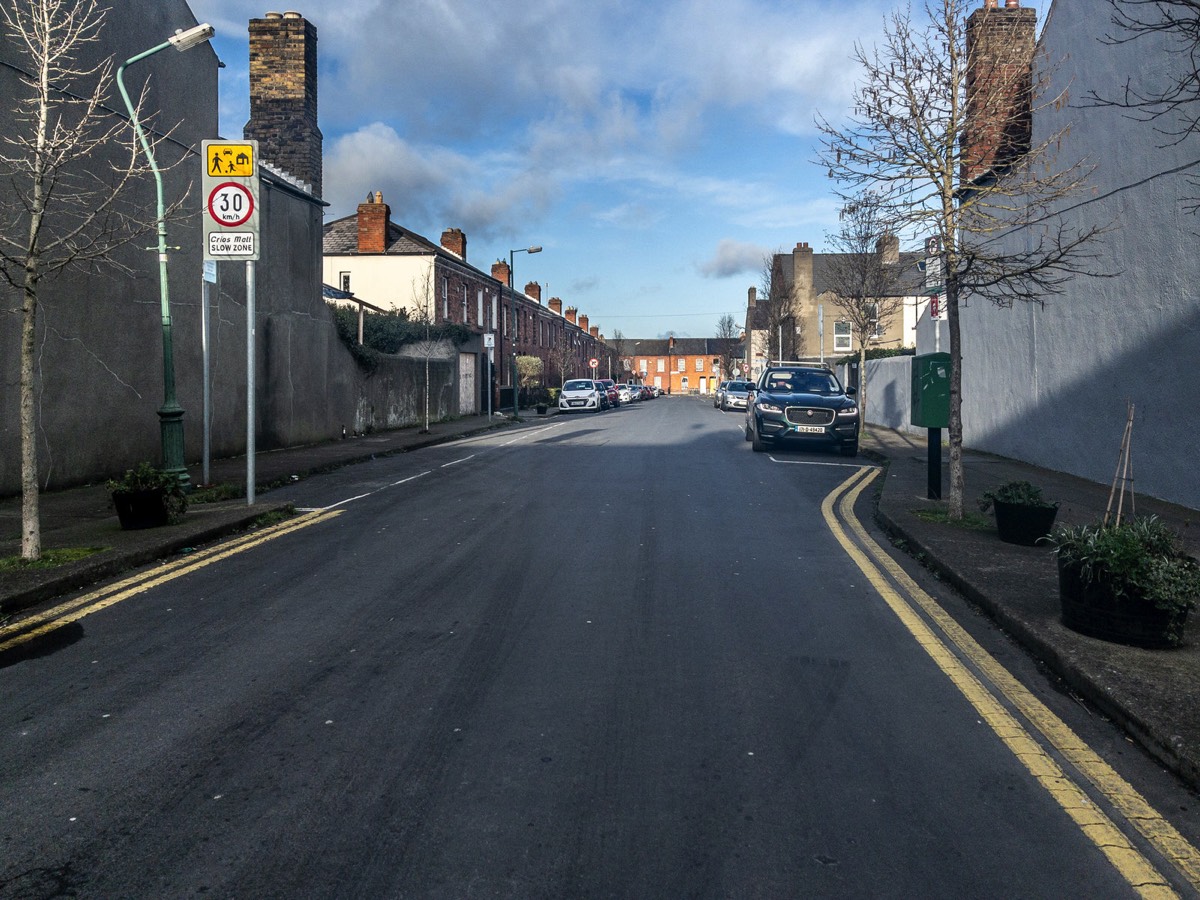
(830, 468, 1200, 893)
(499, 422, 566, 446)
(0, 509, 343, 654)
(822, 468, 1183, 898)
(770, 455, 878, 470)
(440, 455, 475, 468)
(319, 471, 432, 511)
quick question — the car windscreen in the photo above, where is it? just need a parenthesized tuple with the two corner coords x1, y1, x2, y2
(563, 380, 593, 391)
(729, 382, 753, 391)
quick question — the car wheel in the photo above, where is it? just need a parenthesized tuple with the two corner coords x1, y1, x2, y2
(744, 423, 753, 442)
(840, 441, 859, 457)
(751, 427, 767, 453)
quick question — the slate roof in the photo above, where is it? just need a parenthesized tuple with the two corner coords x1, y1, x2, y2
(322, 214, 444, 257)
(623, 338, 740, 356)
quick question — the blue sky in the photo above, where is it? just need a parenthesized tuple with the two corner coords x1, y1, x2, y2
(187, 0, 1050, 339)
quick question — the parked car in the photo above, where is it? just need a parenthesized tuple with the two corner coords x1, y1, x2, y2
(596, 378, 620, 408)
(639, 385, 654, 400)
(745, 366, 859, 456)
(559, 379, 603, 413)
(617, 384, 634, 403)
(713, 381, 730, 408)
(719, 380, 754, 412)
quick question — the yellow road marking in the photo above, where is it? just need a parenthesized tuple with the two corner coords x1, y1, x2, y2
(0, 509, 342, 653)
(823, 467, 1182, 898)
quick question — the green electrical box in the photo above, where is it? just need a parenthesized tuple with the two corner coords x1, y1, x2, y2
(911, 352, 951, 429)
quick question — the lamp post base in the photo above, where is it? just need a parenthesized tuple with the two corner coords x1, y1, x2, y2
(158, 402, 190, 490)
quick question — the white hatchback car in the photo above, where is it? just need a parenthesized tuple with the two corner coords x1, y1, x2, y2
(558, 379, 602, 412)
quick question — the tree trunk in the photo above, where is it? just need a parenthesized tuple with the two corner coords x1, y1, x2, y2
(20, 268, 41, 560)
(945, 275, 965, 519)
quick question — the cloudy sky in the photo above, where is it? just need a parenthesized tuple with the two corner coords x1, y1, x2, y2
(187, 0, 1049, 339)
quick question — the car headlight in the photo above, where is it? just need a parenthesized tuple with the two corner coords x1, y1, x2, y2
(758, 400, 783, 413)
(837, 405, 859, 417)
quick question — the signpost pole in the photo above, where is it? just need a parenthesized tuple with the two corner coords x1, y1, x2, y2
(246, 260, 256, 506)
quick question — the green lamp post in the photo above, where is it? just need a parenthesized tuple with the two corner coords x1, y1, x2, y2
(116, 23, 215, 488)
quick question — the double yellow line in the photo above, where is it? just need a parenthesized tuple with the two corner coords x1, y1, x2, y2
(824, 466, 1199, 899)
(0, 508, 342, 654)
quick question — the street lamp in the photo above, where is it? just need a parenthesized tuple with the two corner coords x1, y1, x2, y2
(508, 245, 542, 289)
(116, 23, 215, 488)
(507, 245, 541, 416)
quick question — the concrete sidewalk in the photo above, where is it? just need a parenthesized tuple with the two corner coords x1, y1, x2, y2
(862, 427, 1200, 789)
(3, 416, 1199, 791)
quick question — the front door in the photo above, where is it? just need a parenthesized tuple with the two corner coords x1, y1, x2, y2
(458, 352, 477, 414)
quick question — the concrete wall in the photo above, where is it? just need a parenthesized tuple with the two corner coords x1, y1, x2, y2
(323, 253, 431, 315)
(959, 0, 1200, 509)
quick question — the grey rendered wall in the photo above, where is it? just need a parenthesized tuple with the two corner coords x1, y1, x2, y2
(958, 0, 1200, 510)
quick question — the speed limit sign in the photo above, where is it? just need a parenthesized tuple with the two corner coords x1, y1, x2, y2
(207, 182, 255, 227)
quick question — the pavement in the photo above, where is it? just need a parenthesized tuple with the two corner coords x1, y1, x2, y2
(3, 411, 1199, 792)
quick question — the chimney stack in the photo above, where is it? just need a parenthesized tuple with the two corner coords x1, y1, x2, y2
(549, 297, 563, 316)
(963, 0, 1036, 183)
(525, 282, 542, 303)
(748, 286, 757, 307)
(589, 326, 599, 338)
(491, 260, 511, 287)
(578, 314, 590, 333)
(245, 11, 323, 196)
(876, 234, 900, 264)
(440, 228, 466, 260)
(356, 191, 389, 254)
(565, 307, 577, 325)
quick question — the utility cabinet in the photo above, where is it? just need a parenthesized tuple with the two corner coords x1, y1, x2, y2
(911, 352, 951, 429)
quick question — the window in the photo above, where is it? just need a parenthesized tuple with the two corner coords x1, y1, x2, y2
(678, 358, 686, 372)
(491, 296, 497, 331)
(441, 277, 448, 320)
(638, 359, 646, 374)
(657, 359, 665, 373)
(462, 285, 468, 323)
(339, 272, 350, 292)
(478, 289, 484, 326)
(694, 358, 703, 372)
(834, 321, 853, 353)
(867, 302, 883, 339)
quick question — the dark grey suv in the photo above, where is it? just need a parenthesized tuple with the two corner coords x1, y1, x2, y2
(744, 366, 859, 456)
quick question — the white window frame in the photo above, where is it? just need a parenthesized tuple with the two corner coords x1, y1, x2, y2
(834, 321, 853, 353)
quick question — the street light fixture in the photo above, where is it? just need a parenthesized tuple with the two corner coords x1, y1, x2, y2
(508, 245, 542, 289)
(116, 23, 215, 488)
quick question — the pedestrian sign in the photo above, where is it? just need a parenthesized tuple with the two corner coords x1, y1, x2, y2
(201, 139, 260, 261)
(206, 142, 255, 177)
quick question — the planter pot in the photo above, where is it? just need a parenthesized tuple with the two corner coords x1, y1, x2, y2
(112, 488, 171, 530)
(1058, 559, 1189, 649)
(535, 404, 548, 414)
(993, 499, 1059, 546)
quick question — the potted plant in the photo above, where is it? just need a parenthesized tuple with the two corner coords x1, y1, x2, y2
(534, 387, 552, 415)
(978, 480, 1059, 546)
(1047, 516, 1200, 648)
(107, 462, 187, 530)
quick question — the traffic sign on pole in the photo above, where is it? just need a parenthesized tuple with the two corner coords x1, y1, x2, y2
(589, 357, 599, 370)
(202, 140, 260, 261)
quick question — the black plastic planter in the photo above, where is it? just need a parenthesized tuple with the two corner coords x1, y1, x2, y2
(112, 488, 171, 530)
(993, 499, 1059, 546)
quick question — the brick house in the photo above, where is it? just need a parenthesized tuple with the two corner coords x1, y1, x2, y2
(618, 338, 741, 395)
(322, 196, 614, 409)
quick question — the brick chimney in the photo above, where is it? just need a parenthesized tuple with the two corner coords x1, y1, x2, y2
(357, 191, 389, 254)
(876, 234, 900, 264)
(792, 242, 814, 303)
(491, 260, 511, 286)
(578, 314, 590, 333)
(747, 286, 757, 307)
(963, 0, 1036, 183)
(590, 326, 599, 338)
(549, 297, 563, 316)
(245, 11, 323, 196)
(565, 306, 577, 325)
(441, 228, 466, 260)
(525, 282, 542, 303)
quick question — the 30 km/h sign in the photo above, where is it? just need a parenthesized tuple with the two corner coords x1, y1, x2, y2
(207, 182, 255, 227)
(202, 139, 260, 261)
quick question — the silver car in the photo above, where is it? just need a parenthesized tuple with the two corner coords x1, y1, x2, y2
(719, 380, 754, 411)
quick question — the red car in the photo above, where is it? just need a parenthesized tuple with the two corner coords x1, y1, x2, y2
(595, 378, 620, 407)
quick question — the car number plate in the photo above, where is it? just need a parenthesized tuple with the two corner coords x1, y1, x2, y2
(794, 425, 825, 434)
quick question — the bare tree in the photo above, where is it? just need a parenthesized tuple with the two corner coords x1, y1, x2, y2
(549, 332, 575, 387)
(821, 192, 908, 422)
(0, 0, 165, 559)
(758, 252, 804, 362)
(816, 0, 1107, 518)
(714, 313, 740, 382)
(609, 328, 631, 378)
(1085, 0, 1200, 210)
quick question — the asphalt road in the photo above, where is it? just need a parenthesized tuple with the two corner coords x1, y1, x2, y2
(2, 397, 1194, 897)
